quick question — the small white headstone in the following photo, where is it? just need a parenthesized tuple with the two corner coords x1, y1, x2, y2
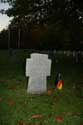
(25, 53, 51, 94)
(64, 51, 66, 54)
(66, 51, 71, 56)
(72, 51, 76, 57)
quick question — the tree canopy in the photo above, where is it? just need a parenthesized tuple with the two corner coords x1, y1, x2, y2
(2, 0, 83, 49)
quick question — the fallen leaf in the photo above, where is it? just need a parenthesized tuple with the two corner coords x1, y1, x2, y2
(17, 120, 24, 125)
(55, 116, 63, 123)
(31, 114, 42, 119)
(47, 89, 53, 96)
(7, 99, 15, 106)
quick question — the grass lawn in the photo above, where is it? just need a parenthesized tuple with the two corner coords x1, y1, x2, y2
(0, 50, 83, 125)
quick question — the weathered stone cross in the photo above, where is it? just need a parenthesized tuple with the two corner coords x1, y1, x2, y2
(25, 53, 51, 94)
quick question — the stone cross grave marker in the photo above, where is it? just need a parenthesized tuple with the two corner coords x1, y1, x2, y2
(25, 53, 51, 94)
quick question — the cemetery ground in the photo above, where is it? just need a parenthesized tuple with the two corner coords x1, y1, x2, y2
(0, 50, 83, 125)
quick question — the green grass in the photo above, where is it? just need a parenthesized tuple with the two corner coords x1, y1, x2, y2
(0, 50, 83, 125)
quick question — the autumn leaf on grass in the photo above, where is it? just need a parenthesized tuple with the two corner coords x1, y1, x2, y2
(17, 120, 24, 125)
(47, 89, 53, 96)
(31, 114, 42, 119)
(55, 116, 63, 123)
(7, 99, 16, 106)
